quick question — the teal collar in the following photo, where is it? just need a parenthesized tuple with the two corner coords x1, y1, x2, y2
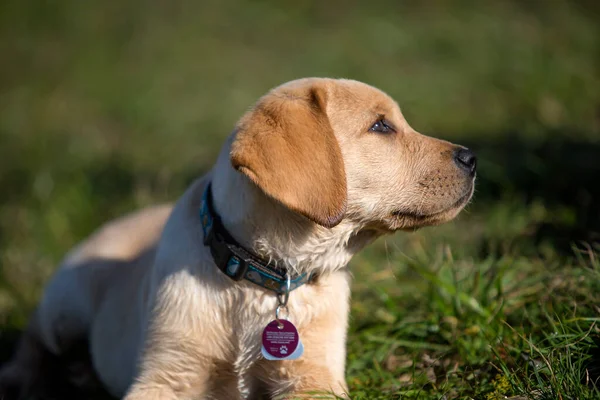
(200, 183, 313, 294)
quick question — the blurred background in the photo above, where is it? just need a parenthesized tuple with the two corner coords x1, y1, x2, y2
(0, 0, 599, 398)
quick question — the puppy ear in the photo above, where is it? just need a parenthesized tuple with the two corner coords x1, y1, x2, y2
(230, 82, 347, 228)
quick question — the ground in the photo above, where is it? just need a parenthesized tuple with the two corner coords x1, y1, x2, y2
(0, 1, 599, 399)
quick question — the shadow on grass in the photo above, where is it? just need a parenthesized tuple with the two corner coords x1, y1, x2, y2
(0, 329, 115, 400)
(464, 131, 600, 252)
(0, 328, 20, 366)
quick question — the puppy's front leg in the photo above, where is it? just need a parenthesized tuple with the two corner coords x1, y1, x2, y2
(254, 355, 348, 399)
(124, 386, 179, 400)
(123, 331, 214, 400)
(274, 361, 348, 400)
(254, 312, 350, 399)
(124, 347, 243, 400)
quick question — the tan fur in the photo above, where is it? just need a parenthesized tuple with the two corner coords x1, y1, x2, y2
(231, 81, 347, 228)
(0, 78, 475, 399)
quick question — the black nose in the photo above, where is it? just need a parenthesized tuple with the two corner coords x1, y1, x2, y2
(453, 148, 477, 175)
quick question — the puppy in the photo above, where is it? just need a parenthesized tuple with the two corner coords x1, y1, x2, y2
(0, 78, 476, 399)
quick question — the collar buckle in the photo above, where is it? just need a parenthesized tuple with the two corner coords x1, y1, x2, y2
(226, 255, 250, 281)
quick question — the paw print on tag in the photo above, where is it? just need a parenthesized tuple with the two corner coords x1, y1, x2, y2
(279, 345, 288, 355)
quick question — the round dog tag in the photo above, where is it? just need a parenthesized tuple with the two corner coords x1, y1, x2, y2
(261, 319, 300, 359)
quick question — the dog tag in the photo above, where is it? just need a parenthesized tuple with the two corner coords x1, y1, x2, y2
(261, 319, 303, 360)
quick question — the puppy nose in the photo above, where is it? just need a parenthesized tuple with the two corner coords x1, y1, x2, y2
(453, 148, 477, 175)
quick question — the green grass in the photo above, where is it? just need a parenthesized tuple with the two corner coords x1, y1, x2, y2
(1, 0, 599, 398)
(348, 231, 600, 399)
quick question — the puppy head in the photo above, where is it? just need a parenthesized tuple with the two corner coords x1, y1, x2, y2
(230, 78, 475, 232)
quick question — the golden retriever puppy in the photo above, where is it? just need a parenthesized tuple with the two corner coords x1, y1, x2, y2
(0, 78, 476, 399)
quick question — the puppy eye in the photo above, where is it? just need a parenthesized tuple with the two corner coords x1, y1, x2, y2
(369, 119, 395, 134)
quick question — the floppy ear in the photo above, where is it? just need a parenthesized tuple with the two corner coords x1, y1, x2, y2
(230, 83, 347, 228)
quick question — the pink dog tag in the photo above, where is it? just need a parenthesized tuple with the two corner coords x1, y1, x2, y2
(261, 319, 303, 360)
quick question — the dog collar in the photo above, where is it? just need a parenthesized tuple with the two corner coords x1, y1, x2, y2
(200, 183, 313, 294)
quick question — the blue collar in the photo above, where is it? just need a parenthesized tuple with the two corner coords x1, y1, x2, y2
(200, 183, 313, 294)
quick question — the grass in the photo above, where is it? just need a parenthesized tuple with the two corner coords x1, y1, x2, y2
(348, 234, 600, 399)
(1, 0, 599, 398)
